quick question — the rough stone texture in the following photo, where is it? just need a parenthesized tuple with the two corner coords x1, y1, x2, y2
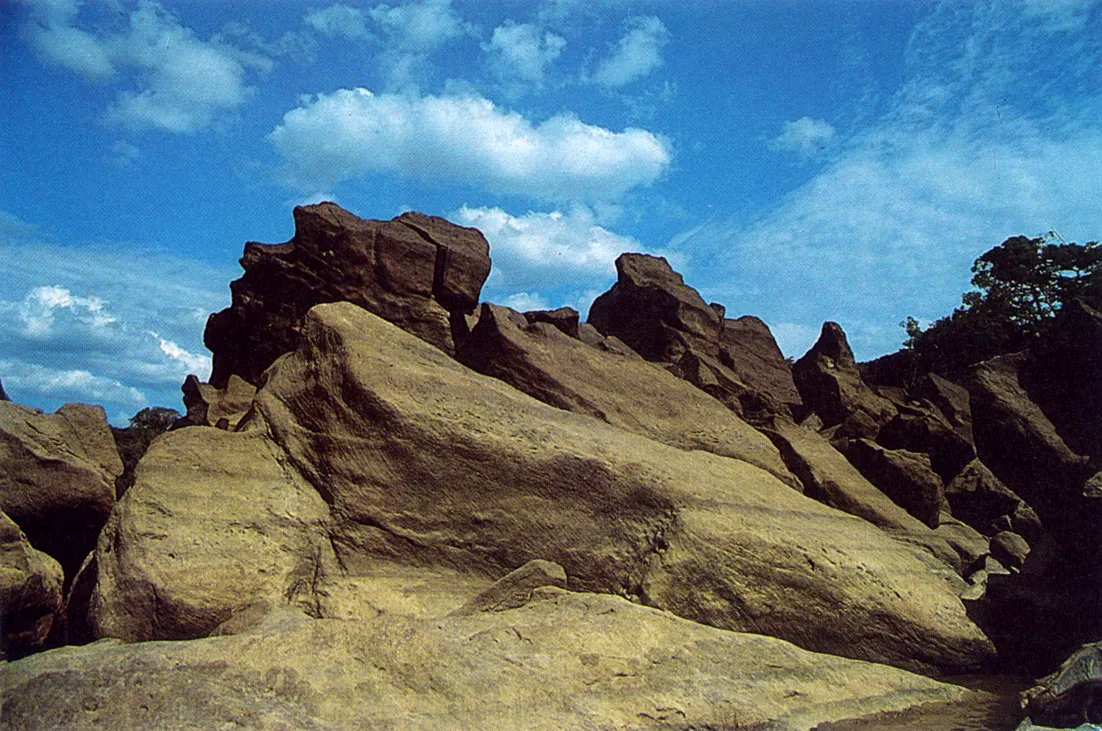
(0, 511, 63, 661)
(251, 303, 992, 672)
(0, 593, 970, 731)
(989, 530, 1030, 571)
(90, 427, 338, 642)
(837, 439, 945, 529)
(919, 372, 975, 445)
(0, 401, 122, 580)
(717, 316, 804, 421)
(456, 303, 797, 487)
(946, 459, 1037, 539)
(1021, 640, 1102, 728)
(180, 374, 256, 430)
(522, 307, 579, 339)
(876, 401, 976, 483)
(449, 559, 568, 616)
(588, 253, 723, 363)
(792, 322, 898, 439)
(204, 203, 491, 387)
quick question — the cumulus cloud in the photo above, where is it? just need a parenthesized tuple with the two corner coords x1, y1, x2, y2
(771, 117, 837, 161)
(484, 21, 566, 92)
(589, 16, 669, 88)
(1, 213, 232, 419)
(20, 0, 267, 133)
(671, 1, 1102, 360)
(367, 0, 474, 88)
(269, 88, 672, 202)
(304, 4, 370, 39)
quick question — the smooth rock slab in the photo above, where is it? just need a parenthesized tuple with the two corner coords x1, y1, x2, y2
(0, 590, 969, 731)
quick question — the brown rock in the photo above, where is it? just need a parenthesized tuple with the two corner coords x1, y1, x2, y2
(0, 511, 63, 660)
(204, 203, 491, 387)
(0, 401, 121, 580)
(717, 315, 804, 420)
(876, 398, 975, 483)
(0, 590, 970, 730)
(989, 530, 1030, 571)
(0, 378, 8, 401)
(457, 303, 797, 486)
(919, 372, 975, 444)
(945, 459, 1036, 538)
(252, 302, 992, 672)
(793, 322, 898, 439)
(180, 374, 256, 429)
(449, 559, 568, 616)
(837, 439, 945, 528)
(522, 307, 579, 339)
(587, 252, 722, 363)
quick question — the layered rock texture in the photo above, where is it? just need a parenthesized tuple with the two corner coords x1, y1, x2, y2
(6, 203, 1098, 727)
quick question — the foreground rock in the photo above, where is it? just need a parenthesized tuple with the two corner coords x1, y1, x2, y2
(0, 512, 63, 660)
(457, 303, 797, 486)
(0, 402, 122, 580)
(241, 302, 990, 672)
(1, 590, 969, 730)
(1021, 641, 1102, 728)
(204, 203, 491, 387)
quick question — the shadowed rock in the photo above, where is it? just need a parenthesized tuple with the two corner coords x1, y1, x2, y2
(0, 511, 63, 660)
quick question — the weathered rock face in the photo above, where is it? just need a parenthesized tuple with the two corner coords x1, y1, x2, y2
(0, 591, 969, 731)
(204, 203, 491, 387)
(718, 315, 804, 420)
(588, 253, 723, 363)
(837, 439, 945, 529)
(0, 402, 121, 580)
(0, 511, 63, 660)
(456, 302, 797, 487)
(180, 374, 256, 429)
(793, 322, 898, 439)
(248, 302, 992, 672)
(946, 459, 1038, 539)
(1021, 640, 1102, 728)
(90, 427, 337, 642)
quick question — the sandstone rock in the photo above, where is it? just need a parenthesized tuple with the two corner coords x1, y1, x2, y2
(946, 459, 1036, 538)
(588, 253, 723, 363)
(989, 531, 1030, 571)
(90, 427, 338, 642)
(919, 372, 975, 444)
(449, 559, 567, 616)
(717, 315, 804, 420)
(0, 590, 971, 731)
(876, 401, 976, 483)
(0, 511, 63, 660)
(204, 203, 491, 387)
(252, 302, 992, 672)
(523, 307, 579, 339)
(837, 439, 945, 529)
(457, 303, 797, 486)
(793, 322, 898, 439)
(180, 374, 256, 429)
(1021, 640, 1102, 728)
(0, 401, 122, 580)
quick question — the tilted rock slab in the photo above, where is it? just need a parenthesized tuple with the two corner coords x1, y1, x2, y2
(0, 591, 970, 731)
(0, 511, 63, 660)
(0, 402, 121, 580)
(236, 302, 991, 672)
(457, 303, 797, 488)
(204, 202, 491, 387)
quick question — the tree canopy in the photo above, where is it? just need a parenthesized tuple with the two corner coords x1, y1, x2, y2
(902, 234, 1102, 377)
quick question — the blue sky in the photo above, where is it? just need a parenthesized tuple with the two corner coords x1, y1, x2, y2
(2, 0, 1100, 423)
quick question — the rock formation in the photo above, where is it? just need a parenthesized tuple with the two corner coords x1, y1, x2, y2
(0, 402, 121, 581)
(179, 374, 256, 429)
(204, 203, 491, 387)
(0, 511, 63, 660)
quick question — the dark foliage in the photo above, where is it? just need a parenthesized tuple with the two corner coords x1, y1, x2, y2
(110, 406, 180, 498)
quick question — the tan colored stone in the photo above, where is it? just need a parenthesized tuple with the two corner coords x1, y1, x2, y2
(0, 511, 63, 660)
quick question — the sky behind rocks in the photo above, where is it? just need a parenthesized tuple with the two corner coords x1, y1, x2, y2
(2, 0, 1100, 422)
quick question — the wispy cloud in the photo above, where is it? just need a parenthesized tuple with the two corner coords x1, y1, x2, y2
(304, 4, 371, 39)
(269, 88, 672, 203)
(483, 21, 566, 95)
(771, 117, 837, 161)
(367, 0, 474, 89)
(673, 1, 1102, 359)
(588, 15, 669, 88)
(20, 0, 268, 133)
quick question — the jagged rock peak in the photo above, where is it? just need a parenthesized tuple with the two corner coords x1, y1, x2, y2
(803, 321, 857, 368)
(204, 202, 492, 388)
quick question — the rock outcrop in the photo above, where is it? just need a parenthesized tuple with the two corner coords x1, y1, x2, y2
(0, 511, 63, 660)
(204, 203, 491, 387)
(836, 439, 945, 529)
(0, 378, 8, 401)
(0, 590, 970, 731)
(179, 374, 256, 429)
(457, 302, 796, 487)
(0, 402, 121, 580)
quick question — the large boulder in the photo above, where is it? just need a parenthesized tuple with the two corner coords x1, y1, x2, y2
(837, 439, 946, 529)
(89, 427, 338, 642)
(717, 315, 804, 421)
(792, 322, 898, 439)
(0, 511, 63, 660)
(456, 302, 797, 487)
(246, 302, 992, 672)
(0, 402, 122, 580)
(0, 591, 970, 730)
(204, 203, 491, 387)
(1021, 640, 1102, 728)
(946, 459, 1040, 540)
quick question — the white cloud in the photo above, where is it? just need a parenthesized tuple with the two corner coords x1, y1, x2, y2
(0, 360, 149, 414)
(17, 285, 116, 337)
(157, 337, 212, 376)
(269, 88, 672, 202)
(484, 21, 566, 90)
(305, 4, 370, 39)
(500, 292, 551, 312)
(771, 117, 837, 161)
(589, 16, 669, 88)
(367, 0, 473, 89)
(20, 0, 267, 133)
(671, 1, 1102, 360)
